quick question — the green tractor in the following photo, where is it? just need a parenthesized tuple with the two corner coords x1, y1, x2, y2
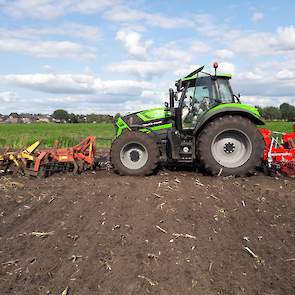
(111, 64, 265, 176)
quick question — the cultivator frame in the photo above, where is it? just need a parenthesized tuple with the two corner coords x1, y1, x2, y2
(0, 136, 101, 177)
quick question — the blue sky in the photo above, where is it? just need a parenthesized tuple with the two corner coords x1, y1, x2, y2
(0, 0, 294, 114)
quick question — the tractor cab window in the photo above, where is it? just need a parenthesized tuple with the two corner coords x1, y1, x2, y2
(215, 79, 234, 103)
(181, 77, 217, 129)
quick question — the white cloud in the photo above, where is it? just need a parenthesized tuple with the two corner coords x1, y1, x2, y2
(0, 38, 96, 59)
(0, 72, 158, 114)
(116, 29, 152, 59)
(0, 23, 102, 43)
(155, 40, 210, 62)
(110, 37, 210, 80)
(0, 91, 17, 102)
(251, 12, 264, 22)
(94, 79, 152, 96)
(218, 62, 236, 74)
(0, 0, 71, 19)
(2, 74, 95, 94)
(108, 60, 171, 79)
(232, 61, 295, 98)
(193, 13, 220, 37)
(276, 69, 295, 80)
(276, 26, 295, 51)
(71, 0, 116, 14)
(52, 23, 102, 43)
(223, 26, 295, 57)
(0, 0, 118, 19)
(104, 6, 192, 29)
(0, 23, 102, 59)
(0, 73, 152, 98)
(214, 49, 234, 60)
(227, 32, 275, 56)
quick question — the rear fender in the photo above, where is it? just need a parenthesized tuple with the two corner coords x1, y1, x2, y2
(193, 107, 265, 136)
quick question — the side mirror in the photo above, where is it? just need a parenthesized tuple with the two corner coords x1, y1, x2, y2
(175, 79, 182, 92)
(164, 102, 169, 108)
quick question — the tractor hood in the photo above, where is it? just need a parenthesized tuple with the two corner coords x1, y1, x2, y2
(135, 107, 171, 122)
(115, 107, 172, 137)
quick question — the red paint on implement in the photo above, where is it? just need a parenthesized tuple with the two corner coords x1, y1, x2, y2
(260, 128, 295, 177)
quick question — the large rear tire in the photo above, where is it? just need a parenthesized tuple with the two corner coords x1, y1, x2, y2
(196, 115, 264, 176)
(111, 132, 159, 176)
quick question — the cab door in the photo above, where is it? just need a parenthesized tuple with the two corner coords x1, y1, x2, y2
(181, 77, 217, 129)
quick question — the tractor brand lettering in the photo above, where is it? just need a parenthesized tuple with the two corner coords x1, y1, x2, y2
(141, 121, 163, 127)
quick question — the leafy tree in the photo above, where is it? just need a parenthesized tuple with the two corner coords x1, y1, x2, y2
(280, 103, 295, 121)
(68, 113, 78, 123)
(86, 113, 113, 123)
(52, 109, 69, 122)
(262, 106, 281, 120)
(86, 113, 98, 123)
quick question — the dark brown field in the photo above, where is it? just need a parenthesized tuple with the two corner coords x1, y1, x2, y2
(0, 168, 294, 295)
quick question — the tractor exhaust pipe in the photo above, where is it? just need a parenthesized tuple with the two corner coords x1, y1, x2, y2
(169, 88, 174, 108)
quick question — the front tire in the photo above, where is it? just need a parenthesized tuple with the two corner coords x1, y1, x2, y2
(196, 115, 264, 176)
(111, 132, 159, 176)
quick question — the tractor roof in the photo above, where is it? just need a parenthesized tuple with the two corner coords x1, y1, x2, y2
(180, 66, 232, 82)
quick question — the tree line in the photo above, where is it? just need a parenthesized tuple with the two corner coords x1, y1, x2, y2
(52, 103, 295, 124)
(52, 109, 116, 123)
(255, 103, 295, 121)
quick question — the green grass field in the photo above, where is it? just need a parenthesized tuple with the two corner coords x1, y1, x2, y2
(0, 123, 115, 148)
(0, 121, 293, 149)
(264, 121, 294, 133)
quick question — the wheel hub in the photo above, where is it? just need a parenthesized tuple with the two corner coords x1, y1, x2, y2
(211, 129, 252, 168)
(130, 150, 140, 162)
(120, 142, 148, 170)
(224, 142, 235, 154)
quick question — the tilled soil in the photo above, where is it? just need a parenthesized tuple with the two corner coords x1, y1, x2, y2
(0, 169, 294, 295)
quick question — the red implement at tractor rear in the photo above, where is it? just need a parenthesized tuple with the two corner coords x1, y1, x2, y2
(31, 136, 97, 176)
(260, 128, 295, 177)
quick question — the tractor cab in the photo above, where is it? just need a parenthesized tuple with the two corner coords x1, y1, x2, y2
(170, 64, 239, 130)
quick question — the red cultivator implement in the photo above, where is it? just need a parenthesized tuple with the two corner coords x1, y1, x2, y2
(0, 136, 103, 177)
(260, 129, 295, 177)
(30, 136, 98, 177)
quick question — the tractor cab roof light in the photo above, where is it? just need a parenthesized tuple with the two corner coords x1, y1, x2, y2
(213, 62, 219, 76)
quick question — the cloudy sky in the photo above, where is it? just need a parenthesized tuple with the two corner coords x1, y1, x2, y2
(0, 0, 294, 115)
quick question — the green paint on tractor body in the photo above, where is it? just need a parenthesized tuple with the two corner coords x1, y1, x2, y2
(136, 107, 171, 122)
(115, 117, 131, 136)
(114, 108, 172, 137)
(208, 103, 261, 117)
(139, 123, 173, 133)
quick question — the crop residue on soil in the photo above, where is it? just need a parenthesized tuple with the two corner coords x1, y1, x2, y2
(0, 170, 294, 295)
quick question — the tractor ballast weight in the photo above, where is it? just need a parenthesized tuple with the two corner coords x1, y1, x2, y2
(111, 64, 265, 176)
